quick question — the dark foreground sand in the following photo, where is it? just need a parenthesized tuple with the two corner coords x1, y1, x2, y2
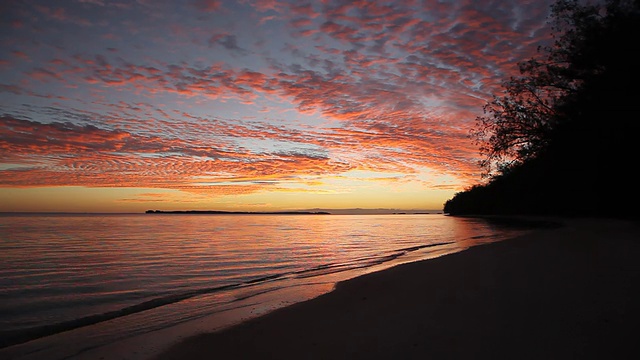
(153, 218, 640, 360)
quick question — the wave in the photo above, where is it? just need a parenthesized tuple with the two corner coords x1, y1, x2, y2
(0, 241, 453, 349)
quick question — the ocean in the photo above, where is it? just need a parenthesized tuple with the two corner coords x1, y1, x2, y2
(0, 213, 533, 359)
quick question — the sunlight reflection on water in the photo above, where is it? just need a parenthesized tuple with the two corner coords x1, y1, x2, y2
(0, 214, 531, 359)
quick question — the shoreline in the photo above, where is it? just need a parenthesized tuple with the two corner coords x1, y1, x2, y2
(151, 217, 640, 359)
(1, 215, 534, 360)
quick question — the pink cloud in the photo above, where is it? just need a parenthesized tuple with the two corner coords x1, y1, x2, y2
(0, 0, 556, 198)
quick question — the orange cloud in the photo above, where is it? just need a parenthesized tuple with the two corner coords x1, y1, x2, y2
(0, 0, 555, 208)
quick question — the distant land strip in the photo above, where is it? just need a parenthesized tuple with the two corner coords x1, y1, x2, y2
(145, 210, 331, 215)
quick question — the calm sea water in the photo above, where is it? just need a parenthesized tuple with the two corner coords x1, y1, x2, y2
(0, 213, 533, 359)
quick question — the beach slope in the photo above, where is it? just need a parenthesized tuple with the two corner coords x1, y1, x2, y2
(153, 218, 640, 359)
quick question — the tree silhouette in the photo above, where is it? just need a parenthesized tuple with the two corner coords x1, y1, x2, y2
(471, 0, 638, 178)
(446, 0, 640, 217)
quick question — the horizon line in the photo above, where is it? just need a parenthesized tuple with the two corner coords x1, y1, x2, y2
(0, 208, 445, 215)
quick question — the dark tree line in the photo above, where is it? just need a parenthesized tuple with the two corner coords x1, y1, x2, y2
(444, 0, 640, 217)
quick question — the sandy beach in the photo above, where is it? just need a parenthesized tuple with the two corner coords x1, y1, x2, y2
(152, 218, 640, 359)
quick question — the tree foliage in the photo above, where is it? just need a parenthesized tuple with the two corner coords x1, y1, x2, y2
(471, 0, 639, 178)
(446, 0, 640, 217)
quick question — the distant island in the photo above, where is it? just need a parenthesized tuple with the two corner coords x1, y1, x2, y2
(145, 210, 331, 215)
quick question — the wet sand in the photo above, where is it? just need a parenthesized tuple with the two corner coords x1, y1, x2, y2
(153, 218, 640, 359)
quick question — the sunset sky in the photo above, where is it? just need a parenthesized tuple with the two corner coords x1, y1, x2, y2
(0, 0, 554, 213)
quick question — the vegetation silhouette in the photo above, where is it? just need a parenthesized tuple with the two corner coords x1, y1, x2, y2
(444, 0, 640, 217)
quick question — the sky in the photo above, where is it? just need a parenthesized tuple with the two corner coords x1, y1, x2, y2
(0, 0, 554, 213)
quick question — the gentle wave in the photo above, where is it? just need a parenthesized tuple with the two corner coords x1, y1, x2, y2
(0, 214, 536, 358)
(0, 240, 453, 348)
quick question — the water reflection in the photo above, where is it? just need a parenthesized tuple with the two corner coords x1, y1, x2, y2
(0, 214, 535, 358)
